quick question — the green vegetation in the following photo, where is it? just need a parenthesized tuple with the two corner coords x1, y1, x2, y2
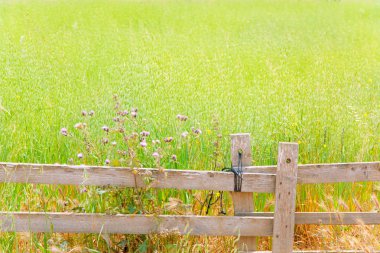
(0, 0, 379, 251)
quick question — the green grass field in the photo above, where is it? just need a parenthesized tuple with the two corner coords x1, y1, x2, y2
(0, 0, 379, 251)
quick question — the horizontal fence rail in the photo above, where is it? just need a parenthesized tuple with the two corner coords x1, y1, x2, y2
(0, 163, 276, 193)
(235, 212, 380, 225)
(0, 162, 378, 191)
(245, 162, 380, 184)
(0, 212, 273, 236)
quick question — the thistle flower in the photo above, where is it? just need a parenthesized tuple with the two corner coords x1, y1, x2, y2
(77, 153, 83, 159)
(191, 127, 202, 135)
(171, 154, 177, 161)
(113, 117, 120, 122)
(152, 152, 160, 158)
(105, 159, 110, 165)
(164, 137, 173, 143)
(102, 126, 109, 132)
(140, 140, 147, 148)
(102, 138, 109, 144)
(176, 114, 188, 121)
(89, 110, 95, 116)
(81, 110, 87, 116)
(60, 128, 68, 136)
(111, 141, 117, 146)
(181, 131, 188, 138)
(131, 111, 137, 118)
(140, 131, 150, 137)
(152, 139, 160, 145)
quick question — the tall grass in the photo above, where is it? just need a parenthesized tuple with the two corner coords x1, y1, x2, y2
(0, 0, 379, 251)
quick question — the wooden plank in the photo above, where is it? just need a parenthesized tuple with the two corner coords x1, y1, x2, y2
(0, 212, 273, 236)
(272, 142, 299, 253)
(1, 161, 377, 190)
(235, 212, 380, 225)
(230, 134, 257, 251)
(0, 163, 276, 193)
(244, 162, 380, 184)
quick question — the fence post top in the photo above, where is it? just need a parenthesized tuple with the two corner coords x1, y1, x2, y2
(230, 133, 250, 137)
(279, 142, 299, 146)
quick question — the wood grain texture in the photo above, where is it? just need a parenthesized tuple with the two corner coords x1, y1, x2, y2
(235, 212, 380, 225)
(0, 163, 276, 193)
(0, 212, 273, 236)
(230, 134, 257, 251)
(244, 162, 380, 183)
(272, 142, 299, 253)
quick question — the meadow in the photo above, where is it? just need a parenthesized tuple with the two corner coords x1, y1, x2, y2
(0, 0, 379, 252)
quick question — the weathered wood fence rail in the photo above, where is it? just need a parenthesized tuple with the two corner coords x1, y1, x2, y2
(0, 133, 379, 253)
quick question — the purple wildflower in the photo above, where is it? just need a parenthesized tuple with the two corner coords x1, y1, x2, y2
(140, 140, 147, 148)
(152, 152, 160, 158)
(140, 131, 150, 137)
(176, 114, 188, 121)
(181, 131, 188, 138)
(60, 128, 68, 136)
(81, 110, 87, 116)
(192, 127, 202, 135)
(171, 154, 177, 161)
(89, 110, 95, 116)
(77, 153, 83, 159)
(102, 126, 109, 132)
(105, 159, 110, 165)
(164, 137, 173, 143)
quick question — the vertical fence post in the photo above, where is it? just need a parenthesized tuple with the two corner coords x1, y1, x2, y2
(272, 142, 299, 253)
(230, 133, 256, 251)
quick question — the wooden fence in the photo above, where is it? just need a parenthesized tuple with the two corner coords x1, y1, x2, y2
(0, 133, 379, 253)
